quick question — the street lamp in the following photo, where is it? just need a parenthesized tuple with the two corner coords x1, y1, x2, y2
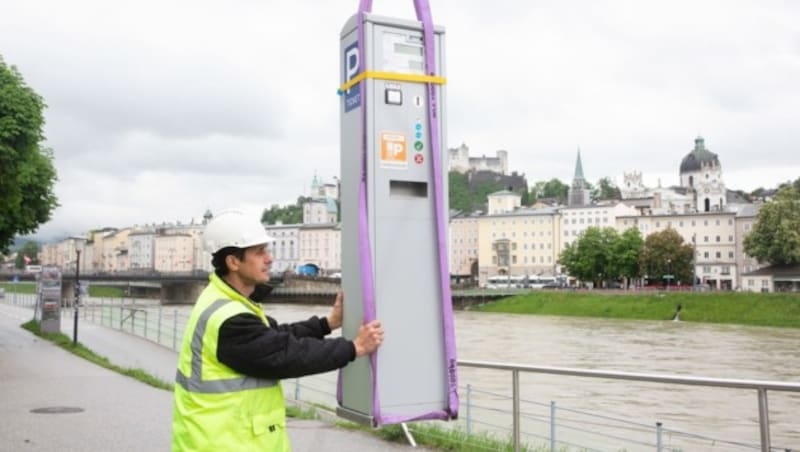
(666, 258, 672, 291)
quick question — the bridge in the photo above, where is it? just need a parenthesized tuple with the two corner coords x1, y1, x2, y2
(3, 271, 506, 308)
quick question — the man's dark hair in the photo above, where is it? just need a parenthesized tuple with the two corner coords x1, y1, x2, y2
(211, 247, 246, 276)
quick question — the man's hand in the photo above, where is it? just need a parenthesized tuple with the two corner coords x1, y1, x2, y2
(327, 289, 344, 330)
(353, 320, 384, 357)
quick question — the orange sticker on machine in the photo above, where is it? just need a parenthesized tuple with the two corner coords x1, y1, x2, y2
(380, 132, 408, 169)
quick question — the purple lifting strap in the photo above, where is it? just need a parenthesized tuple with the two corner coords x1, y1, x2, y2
(349, 0, 459, 426)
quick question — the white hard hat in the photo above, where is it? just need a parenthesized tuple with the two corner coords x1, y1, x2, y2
(203, 210, 274, 254)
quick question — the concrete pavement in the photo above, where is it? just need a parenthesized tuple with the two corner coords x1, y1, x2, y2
(0, 303, 420, 451)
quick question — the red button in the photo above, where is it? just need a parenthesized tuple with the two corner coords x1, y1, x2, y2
(414, 154, 424, 164)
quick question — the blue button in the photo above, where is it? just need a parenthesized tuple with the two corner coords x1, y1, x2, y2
(416, 132, 422, 139)
(415, 123, 422, 130)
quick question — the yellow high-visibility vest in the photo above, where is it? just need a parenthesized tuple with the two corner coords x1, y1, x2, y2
(172, 273, 289, 452)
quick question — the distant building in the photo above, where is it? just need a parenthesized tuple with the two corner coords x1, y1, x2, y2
(265, 223, 301, 273)
(741, 264, 800, 293)
(680, 136, 726, 213)
(449, 143, 508, 175)
(487, 190, 522, 215)
(568, 150, 591, 207)
(449, 211, 480, 277)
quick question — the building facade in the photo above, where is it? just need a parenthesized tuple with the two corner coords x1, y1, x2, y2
(477, 207, 561, 285)
(449, 212, 479, 276)
(299, 223, 341, 273)
(448, 143, 508, 175)
(265, 223, 301, 273)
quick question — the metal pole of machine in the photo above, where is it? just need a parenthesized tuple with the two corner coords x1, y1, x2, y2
(73, 249, 81, 346)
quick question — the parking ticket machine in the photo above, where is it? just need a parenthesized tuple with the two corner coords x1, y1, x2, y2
(337, 3, 458, 426)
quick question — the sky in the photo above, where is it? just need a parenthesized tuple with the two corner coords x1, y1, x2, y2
(2, 0, 799, 241)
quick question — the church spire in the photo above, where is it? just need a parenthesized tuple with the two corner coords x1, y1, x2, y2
(573, 148, 585, 181)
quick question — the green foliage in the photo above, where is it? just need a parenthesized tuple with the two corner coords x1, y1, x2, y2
(744, 183, 800, 265)
(261, 196, 308, 225)
(475, 291, 800, 328)
(341, 422, 544, 451)
(20, 320, 173, 390)
(0, 57, 59, 253)
(639, 229, 694, 285)
(592, 177, 622, 200)
(448, 171, 503, 213)
(448, 171, 472, 212)
(88, 285, 126, 297)
(0, 281, 36, 293)
(560, 227, 615, 284)
(611, 228, 644, 281)
(539, 178, 569, 201)
(14, 240, 39, 268)
(285, 405, 320, 420)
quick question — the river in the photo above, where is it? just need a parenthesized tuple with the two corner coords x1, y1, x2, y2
(260, 303, 800, 451)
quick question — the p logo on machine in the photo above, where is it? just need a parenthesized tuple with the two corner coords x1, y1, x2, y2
(343, 41, 361, 113)
(380, 132, 408, 169)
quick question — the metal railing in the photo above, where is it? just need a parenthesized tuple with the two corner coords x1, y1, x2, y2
(3, 294, 799, 451)
(459, 359, 800, 452)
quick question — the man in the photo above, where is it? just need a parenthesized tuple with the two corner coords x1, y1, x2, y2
(172, 210, 384, 451)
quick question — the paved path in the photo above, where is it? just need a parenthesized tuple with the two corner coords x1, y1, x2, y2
(0, 303, 420, 451)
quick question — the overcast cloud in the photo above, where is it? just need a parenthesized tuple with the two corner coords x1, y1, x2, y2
(2, 0, 799, 240)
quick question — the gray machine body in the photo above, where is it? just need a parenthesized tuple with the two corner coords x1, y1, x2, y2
(36, 267, 62, 334)
(338, 13, 449, 424)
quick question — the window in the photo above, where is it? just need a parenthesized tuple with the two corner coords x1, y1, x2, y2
(729, 251, 734, 258)
(512, 256, 517, 264)
(716, 252, 721, 258)
(728, 235, 733, 242)
(691, 220, 696, 226)
(492, 256, 497, 264)
(716, 236, 720, 242)
(704, 252, 709, 258)
(704, 236, 709, 242)
(748, 279, 754, 287)
(656, 221, 660, 227)
(679, 221, 684, 227)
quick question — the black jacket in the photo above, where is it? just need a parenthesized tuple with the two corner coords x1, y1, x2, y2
(217, 311, 356, 380)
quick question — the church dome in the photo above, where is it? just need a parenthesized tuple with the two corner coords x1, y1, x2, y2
(680, 136, 720, 173)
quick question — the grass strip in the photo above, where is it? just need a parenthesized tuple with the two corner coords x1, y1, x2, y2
(21, 319, 173, 391)
(474, 291, 800, 328)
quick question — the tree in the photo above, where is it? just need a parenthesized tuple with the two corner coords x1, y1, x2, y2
(592, 177, 622, 200)
(744, 183, 800, 265)
(447, 171, 504, 213)
(639, 228, 694, 285)
(261, 196, 307, 225)
(14, 240, 39, 268)
(0, 58, 59, 253)
(448, 171, 472, 212)
(610, 227, 644, 285)
(559, 227, 619, 286)
(540, 178, 569, 201)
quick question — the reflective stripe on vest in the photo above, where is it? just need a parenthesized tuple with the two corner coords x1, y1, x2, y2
(175, 299, 278, 394)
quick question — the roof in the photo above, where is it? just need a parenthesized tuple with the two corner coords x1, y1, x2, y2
(742, 264, 800, 279)
(488, 190, 519, 197)
(680, 136, 720, 173)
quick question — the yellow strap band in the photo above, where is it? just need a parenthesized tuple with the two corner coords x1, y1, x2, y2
(338, 71, 446, 93)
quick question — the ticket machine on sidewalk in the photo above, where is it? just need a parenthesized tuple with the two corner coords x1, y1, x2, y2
(36, 267, 62, 333)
